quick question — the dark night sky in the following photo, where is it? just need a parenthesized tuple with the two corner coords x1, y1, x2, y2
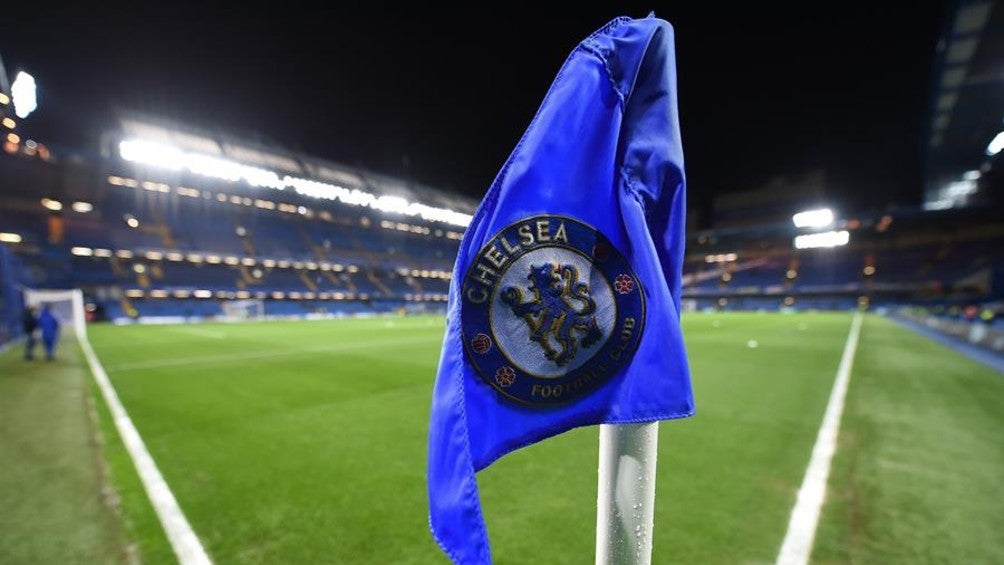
(3, 4, 951, 222)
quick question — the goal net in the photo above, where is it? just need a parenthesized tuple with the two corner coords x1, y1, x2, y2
(23, 288, 88, 341)
(220, 298, 265, 322)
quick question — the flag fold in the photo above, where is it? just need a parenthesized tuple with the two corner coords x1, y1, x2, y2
(428, 14, 694, 564)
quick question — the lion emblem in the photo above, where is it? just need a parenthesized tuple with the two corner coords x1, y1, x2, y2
(500, 263, 603, 367)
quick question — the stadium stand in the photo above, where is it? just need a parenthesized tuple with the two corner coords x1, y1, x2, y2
(1, 111, 1001, 357)
(0, 245, 27, 348)
(680, 197, 1004, 352)
(0, 113, 472, 325)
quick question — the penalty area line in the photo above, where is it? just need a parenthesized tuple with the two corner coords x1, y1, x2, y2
(775, 311, 864, 565)
(77, 332, 213, 565)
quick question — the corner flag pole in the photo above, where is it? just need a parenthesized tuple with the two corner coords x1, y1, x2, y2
(596, 422, 660, 565)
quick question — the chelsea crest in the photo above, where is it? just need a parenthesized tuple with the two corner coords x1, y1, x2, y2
(461, 215, 645, 406)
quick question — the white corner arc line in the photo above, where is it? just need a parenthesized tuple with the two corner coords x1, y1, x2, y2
(77, 333, 213, 565)
(776, 311, 864, 565)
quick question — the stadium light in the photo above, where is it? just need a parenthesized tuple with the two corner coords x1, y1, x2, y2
(120, 140, 185, 170)
(118, 138, 474, 227)
(986, 131, 1004, 156)
(923, 200, 953, 211)
(944, 180, 976, 197)
(10, 71, 36, 119)
(963, 170, 981, 181)
(793, 230, 849, 249)
(704, 252, 738, 263)
(792, 208, 834, 229)
(0, 232, 22, 243)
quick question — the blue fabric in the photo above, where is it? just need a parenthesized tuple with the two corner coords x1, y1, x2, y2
(38, 308, 60, 360)
(38, 308, 59, 340)
(427, 15, 694, 564)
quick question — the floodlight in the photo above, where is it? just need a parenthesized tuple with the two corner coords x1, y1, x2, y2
(945, 180, 976, 197)
(987, 131, 1004, 156)
(11, 71, 36, 119)
(792, 208, 834, 229)
(119, 139, 184, 170)
(793, 230, 849, 249)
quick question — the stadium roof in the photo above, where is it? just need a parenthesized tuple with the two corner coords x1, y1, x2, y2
(925, 0, 1004, 210)
(107, 110, 480, 220)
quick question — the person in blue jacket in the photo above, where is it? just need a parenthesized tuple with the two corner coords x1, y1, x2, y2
(37, 303, 61, 361)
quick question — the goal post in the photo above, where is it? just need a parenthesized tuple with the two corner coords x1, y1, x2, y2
(220, 298, 265, 322)
(23, 288, 87, 339)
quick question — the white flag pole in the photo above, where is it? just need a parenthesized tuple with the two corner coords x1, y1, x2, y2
(595, 422, 660, 565)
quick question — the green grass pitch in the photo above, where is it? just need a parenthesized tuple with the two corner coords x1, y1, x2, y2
(3, 312, 1002, 564)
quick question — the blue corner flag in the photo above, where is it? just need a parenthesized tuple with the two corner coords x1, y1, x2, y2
(427, 14, 694, 564)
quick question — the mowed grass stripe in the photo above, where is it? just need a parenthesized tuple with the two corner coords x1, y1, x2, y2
(93, 317, 445, 376)
(482, 313, 853, 563)
(86, 313, 853, 563)
(812, 315, 1004, 564)
(79, 330, 212, 565)
(639, 312, 852, 563)
(88, 316, 447, 564)
(105, 334, 441, 373)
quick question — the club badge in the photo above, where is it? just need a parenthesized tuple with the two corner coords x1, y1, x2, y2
(461, 215, 644, 406)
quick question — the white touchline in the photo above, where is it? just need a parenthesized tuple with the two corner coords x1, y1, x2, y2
(775, 311, 864, 565)
(77, 332, 213, 565)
